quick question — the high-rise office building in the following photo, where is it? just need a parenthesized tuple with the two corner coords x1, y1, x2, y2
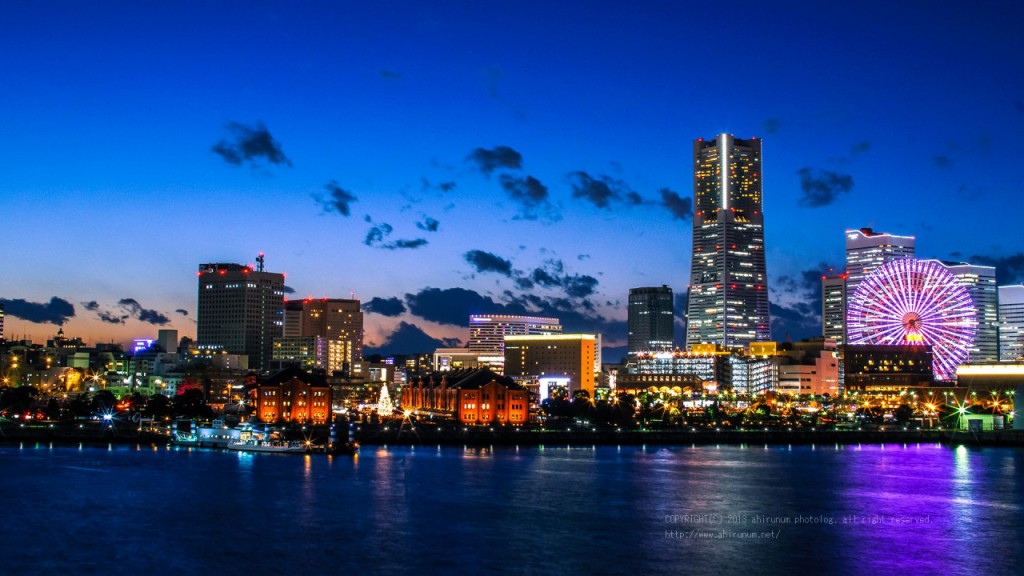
(821, 274, 847, 345)
(941, 262, 997, 362)
(197, 257, 285, 371)
(685, 134, 770, 349)
(844, 228, 914, 344)
(468, 315, 562, 356)
(999, 284, 1024, 361)
(628, 286, 674, 355)
(845, 228, 915, 301)
(0, 303, 4, 341)
(282, 298, 363, 370)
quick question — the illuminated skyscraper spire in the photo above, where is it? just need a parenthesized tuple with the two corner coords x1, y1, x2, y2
(685, 134, 770, 349)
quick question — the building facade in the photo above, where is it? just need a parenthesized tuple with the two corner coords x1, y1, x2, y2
(282, 298, 363, 370)
(402, 369, 529, 426)
(197, 260, 285, 371)
(468, 314, 561, 358)
(253, 366, 332, 425)
(271, 336, 348, 374)
(821, 274, 847, 345)
(844, 228, 915, 310)
(999, 285, 1024, 361)
(628, 285, 674, 355)
(775, 339, 840, 396)
(843, 344, 934, 392)
(941, 262, 998, 363)
(503, 334, 596, 395)
(686, 134, 770, 350)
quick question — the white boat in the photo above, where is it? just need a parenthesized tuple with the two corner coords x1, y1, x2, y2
(227, 439, 307, 453)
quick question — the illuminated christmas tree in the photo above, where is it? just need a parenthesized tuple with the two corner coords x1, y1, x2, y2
(376, 384, 394, 417)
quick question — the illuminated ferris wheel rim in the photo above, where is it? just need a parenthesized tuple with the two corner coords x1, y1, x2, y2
(846, 258, 976, 380)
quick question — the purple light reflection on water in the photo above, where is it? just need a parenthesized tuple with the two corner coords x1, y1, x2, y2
(0, 442, 1020, 575)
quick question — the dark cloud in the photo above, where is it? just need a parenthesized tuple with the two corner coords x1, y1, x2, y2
(118, 298, 171, 326)
(769, 302, 821, 343)
(467, 146, 523, 175)
(578, 254, 591, 261)
(624, 191, 646, 205)
(968, 253, 1024, 284)
(0, 297, 75, 325)
(796, 168, 854, 207)
(175, 309, 189, 316)
(318, 181, 358, 217)
(82, 301, 100, 311)
(388, 238, 429, 250)
(363, 220, 429, 250)
(416, 216, 440, 232)
(365, 321, 462, 356)
(364, 223, 394, 246)
(567, 171, 633, 209)
(212, 121, 291, 168)
(850, 141, 871, 155)
(283, 285, 296, 294)
(763, 118, 781, 134)
(563, 275, 599, 299)
(405, 287, 505, 327)
(464, 250, 513, 276)
(379, 69, 401, 80)
(933, 155, 953, 169)
(769, 264, 830, 342)
(362, 297, 407, 317)
(98, 311, 126, 324)
(660, 188, 693, 221)
(498, 174, 559, 221)
(403, 287, 625, 343)
(531, 267, 561, 288)
(421, 178, 457, 194)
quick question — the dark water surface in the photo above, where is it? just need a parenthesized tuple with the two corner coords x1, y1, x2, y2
(1, 442, 1020, 575)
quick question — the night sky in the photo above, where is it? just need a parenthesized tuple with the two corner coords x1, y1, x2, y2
(3, 1, 1023, 361)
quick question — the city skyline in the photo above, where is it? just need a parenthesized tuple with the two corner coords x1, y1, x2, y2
(3, 2, 1024, 360)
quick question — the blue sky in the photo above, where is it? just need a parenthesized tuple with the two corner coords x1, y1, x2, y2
(2, 1, 1023, 360)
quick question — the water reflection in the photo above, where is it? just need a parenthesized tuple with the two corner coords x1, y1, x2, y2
(0, 443, 1020, 575)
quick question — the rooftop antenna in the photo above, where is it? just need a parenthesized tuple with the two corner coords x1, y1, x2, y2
(350, 291, 356, 300)
(256, 252, 265, 272)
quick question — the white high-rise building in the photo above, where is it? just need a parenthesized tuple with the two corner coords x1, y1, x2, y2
(940, 262, 998, 362)
(999, 285, 1024, 361)
(468, 315, 562, 356)
(845, 228, 915, 342)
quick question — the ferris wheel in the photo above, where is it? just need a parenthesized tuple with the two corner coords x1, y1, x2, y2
(847, 258, 977, 381)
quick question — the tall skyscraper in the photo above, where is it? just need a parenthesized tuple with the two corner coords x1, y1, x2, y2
(844, 228, 914, 343)
(628, 286, 674, 355)
(685, 134, 770, 349)
(821, 273, 847, 345)
(197, 257, 285, 371)
(941, 262, 997, 362)
(282, 298, 363, 369)
(999, 284, 1024, 361)
(0, 303, 4, 342)
(468, 315, 562, 356)
(845, 228, 915, 300)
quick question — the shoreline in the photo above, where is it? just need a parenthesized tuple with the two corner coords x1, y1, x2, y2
(354, 427, 1024, 448)
(5, 424, 1023, 449)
